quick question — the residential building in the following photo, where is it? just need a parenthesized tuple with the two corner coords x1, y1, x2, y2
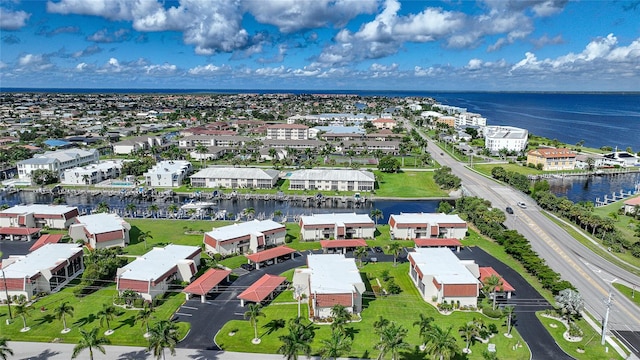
(602, 151, 640, 167)
(263, 139, 323, 149)
(190, 167, 279, 189)
(69, 213, 131, 249)
(112, 136, 163, 155)
(408, 248, 481, 307)
(371, 118, 397, 130)
(116, 244, 201, 301)
(288, 169, 375, 192)
(0, 243, 84, 301)
(435, 116, 456, 128)
(178, 135, 250, 149)
(300, 254, 365, 318)
(61, 160, 123, 185)
(0, 204, 79, 229)
(455, 112, 487, 127)
(266, 124, 309, 140)
(17, 148, 99, 180)
(483, 126, 528, 154)
(298, 213, 375, 241)
(203, 219, 286, 255)
(389, 213, 467, 240)
(624, 197, 640, 215)
(143, 160, 192, 188)
(527, 148, 576, 171)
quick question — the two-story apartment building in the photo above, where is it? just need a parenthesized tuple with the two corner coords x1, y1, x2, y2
(69, 213, 131, 249)
(0, 204, 79, 230)
(298, 213, 375, 241)
(203, 219, 286, 255)
(389, 213, 467, 240)
(143, 160, 192, 188)
(61, 160, 123, 185)
(288, 169, 375, 192)
(17, 148, 100, 180)
(190, 167, 279, 189)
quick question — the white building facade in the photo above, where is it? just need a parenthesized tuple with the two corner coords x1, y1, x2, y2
(17, 148, 100, 180)
(483, 126, 528, 154)
(298, 213, 375, 241)
(203, 219, 286, 255)
(288, 169, 375, 192)
(389, 213, 467, 240)
(143, 160, 192, 188)
(190, 167, 280, 189)
(62, 160, 123, 185)
(69, 213, 131, 249)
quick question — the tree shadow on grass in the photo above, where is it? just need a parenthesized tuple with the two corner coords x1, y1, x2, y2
(399, 345, 428, 360)
(73, 313, 96, 327)
(34, 314, 56, 326)
(129, 226, 142, 245)
(114, 315, 136, 330)
(344, 326, 359, 340)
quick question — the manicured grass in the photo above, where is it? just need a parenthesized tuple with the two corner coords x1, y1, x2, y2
(0, 283, 188, 346)
(464, 228, 556, 303)
(373, 171, 449, 198)
(592, 196, 640, 247)
(216, 263, 530, 359)
(612, 283, 640, 307)
(543, 213, 640, 277)
(536, 312, 623, 360)
(472, 163, 543, 178)
(283, 223, 321, 251)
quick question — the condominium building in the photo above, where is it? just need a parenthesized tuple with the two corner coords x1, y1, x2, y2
(17, 148, 99, 180)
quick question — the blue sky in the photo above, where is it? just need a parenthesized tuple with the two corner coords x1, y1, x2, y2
(0, 0, 639, 91)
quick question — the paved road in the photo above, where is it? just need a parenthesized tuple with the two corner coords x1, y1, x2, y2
(421, 132, 640, 357)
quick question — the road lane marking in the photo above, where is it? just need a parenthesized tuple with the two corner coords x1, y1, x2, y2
(182, 306, 198, 310)
(518, 211, 640, 327)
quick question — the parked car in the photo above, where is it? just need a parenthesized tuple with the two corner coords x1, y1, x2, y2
(505, 206, 514, 214)
(517, 202, 527, 209)
(373, 246, 384, 253)
(240, 263, 255, 271)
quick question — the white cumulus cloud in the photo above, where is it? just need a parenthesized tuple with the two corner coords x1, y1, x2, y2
(0, 7, 31, 30)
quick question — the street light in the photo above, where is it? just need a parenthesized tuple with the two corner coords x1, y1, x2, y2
(1, 268, 13, 321)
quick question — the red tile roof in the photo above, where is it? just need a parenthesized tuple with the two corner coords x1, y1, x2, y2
(0, 227, 41, 236)
(29, 234, 64, 252)
(237, 274, 287, 303)
(245, 246, 295, 263)
(414, 238, 462, 247)
(183, 268, 231, 296)
(314, 293, 353, 307)
(624, 197, 640, 206)
(479, 267, 515, 292)
(320, 239, 367, 249)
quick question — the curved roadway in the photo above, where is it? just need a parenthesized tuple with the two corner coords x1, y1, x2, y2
(421, 131, 640, 357)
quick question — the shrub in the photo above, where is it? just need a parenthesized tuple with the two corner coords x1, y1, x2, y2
(568, 323, 583, 337)
(482, 307, 503, 319)
(381, 270, 391, 282)
(133, 298, 145, 308)
(488, 323, 498, 334)
(386, 280, 401, 294)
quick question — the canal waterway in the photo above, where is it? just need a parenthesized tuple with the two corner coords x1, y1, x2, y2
(545, 172, 640, 204)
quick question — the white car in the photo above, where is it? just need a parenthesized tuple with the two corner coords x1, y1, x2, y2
(517, 202, 527, 209)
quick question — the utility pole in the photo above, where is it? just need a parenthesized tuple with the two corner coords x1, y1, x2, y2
(601, 290, 613, 346)
(1, 268, 13, 322)
(632, 285, 635, 299)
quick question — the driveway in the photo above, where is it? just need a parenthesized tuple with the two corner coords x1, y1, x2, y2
(176, 251, 309, 350)
(457, 247, 573, 360)
(0, 238, 34, 259)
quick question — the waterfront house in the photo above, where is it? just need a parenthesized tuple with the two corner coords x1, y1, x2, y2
(116, 244, 201, 301)
(143, 160, 192, 188)
(61, 160, 123, 185)
(298, 213, 375, 241)
(0, 204, 79, 230)
(17, 148, 99, 180)
(0, 243, 84, 301)
(408, 248, 481, 307)
(288, 169, 375, 192)
(389, 213, 467, 240)
(293, 254, 365, 318)
(527, 148, 576, 171)
(203, 219, 286, 255)
(190, 167, 279, 189)
(69, 213, 131, 249)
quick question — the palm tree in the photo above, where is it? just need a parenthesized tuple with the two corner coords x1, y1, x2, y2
(138, 230, 153, 249)
(424, 325, 459, 360)
(244, 303, 265, 343)
(95, 201, 110, 213)
(273, 209, 283, 222)
(82, 174, 91, 189)
(72, 327, 110, 360)
(459, 321, 479, 353)
(195, 144, 208, 167)
(243, 207, 255, 220)
(0, 337, 13, 360)
(278, 317, 316, 360)
(167, 203, 179, 217)
(370, 208, 383, 226)
(373, 316, 390, 340)
(55, 301, 74, 333)
(330, 304, 351, 333)
(125, 203, 137, 217)
(320, 329, 352, 360)
(149, 204, 160, 218)
(375, 322, 410, 360)
(387, 242, 402, 267)
(14, 303, 31, 331)
(483, 274, 503, 310)
(98, 304, 119, 335)
(412, 313, 434, 348)
(503, 305, 516, 336)
(353, 246, 368, 268)
(136, 304, 155, 338)
(147, 320, 179, 360)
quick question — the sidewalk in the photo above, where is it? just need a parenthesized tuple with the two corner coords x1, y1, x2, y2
(581, 312, 639, 360)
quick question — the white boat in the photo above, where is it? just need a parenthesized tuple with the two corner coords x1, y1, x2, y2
(181, 201, 216, 210)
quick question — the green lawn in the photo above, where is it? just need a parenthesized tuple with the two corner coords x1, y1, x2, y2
(0, 283, 188, 346)
(536, 312, 623, 360)
(592, 196, 640, 246)
(472, 163, 543, 178)
(373, 171, 449, 198)
(216, 262, 529, 359)
(612, 283, 640, 307)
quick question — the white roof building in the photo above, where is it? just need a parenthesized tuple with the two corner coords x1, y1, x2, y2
(17, 148, 99, 180)
(389, 213, 468, 240)
(190, 167, 280, 189)
(143, 160, 192, 188)
(484, 126, 528, 154)
(289, 169, 375, 192)
(69, 213, 131, 249)
(61, 160, 123, 185)
(0, 204, 79, 229)
(203, 219, 286, 255)
(298, 213, 375, 241)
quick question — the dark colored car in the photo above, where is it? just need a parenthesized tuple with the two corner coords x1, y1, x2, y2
(240, 263, 255, 271)
(373, 246, 384, 253)
(505, 206, 514, 214)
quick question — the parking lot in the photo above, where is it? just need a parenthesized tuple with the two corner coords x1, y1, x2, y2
(0, 238, 34, 258)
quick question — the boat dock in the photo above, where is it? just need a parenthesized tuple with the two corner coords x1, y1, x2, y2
(595, 182, 640, 207)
